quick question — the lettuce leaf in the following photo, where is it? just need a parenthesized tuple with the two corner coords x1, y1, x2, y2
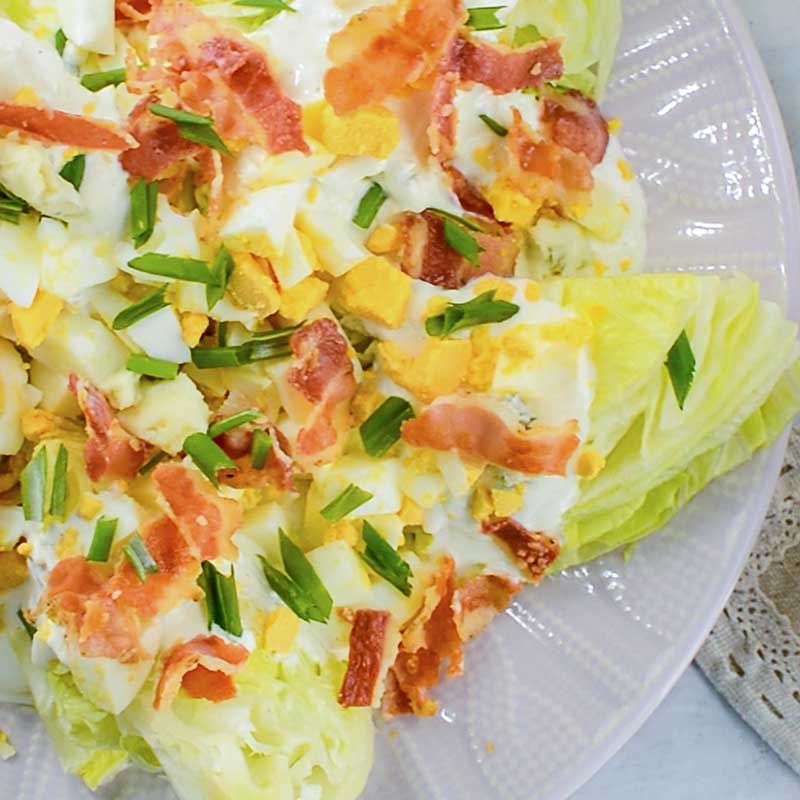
(123, 648, 374, 800)
(504, 0, 623, 99)
(545, 273, 800, 567)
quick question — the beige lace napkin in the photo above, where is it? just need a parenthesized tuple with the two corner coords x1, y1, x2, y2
(697, 425, 800, 771)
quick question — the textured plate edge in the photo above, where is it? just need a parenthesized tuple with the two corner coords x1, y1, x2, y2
(557, 2, 800, 796)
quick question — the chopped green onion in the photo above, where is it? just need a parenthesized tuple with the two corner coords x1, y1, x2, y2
(353, 182, 388, 229)
(198, 561, 243, 637)
(250, 430, 273, 469)
(191, 328, 296, 369)
(149, 104, 214, 126)
(183, 432, 236, 487)
(59, 154, 86, 191)
(149, 104, 231, 156)
(665, 329, 696, 410)
(257, 531, 333, 623)
(123, 533, 159, 582)
(49, 444, 69, 519)
(20, 448, 47, 522)
(126, 354, 180, 380)
(206, 245, 233, 310)
(208, 410, 260, 439)
(425, 289, 519, 337)
(139, 451, 167, 476)
(466, 6, 505, 31)
(217, 321, 229, 347)
(479, 113, 508, 137)
(112, 286, 169, 330)
(424, 207, 484, 232)
(360, 521, 413, 596)
(320, 484, 373, 523)
(128, 253, 213, 284)
(512, 23, 543, 47)
(443, 217, 484, 265)
(87, 517, 118, 562)
(17, 609, 35, 640)
(0, 183, 31, 225)
(54, 28, 67, 57)
(80, 68, 126, 92)
(234, 0, 295, 9)
(279, 530, 332, 620)
(130, 179, 158, 249)
(360, 396, 415, 457)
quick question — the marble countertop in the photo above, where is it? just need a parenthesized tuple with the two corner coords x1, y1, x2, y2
(576, 1, 800, 797)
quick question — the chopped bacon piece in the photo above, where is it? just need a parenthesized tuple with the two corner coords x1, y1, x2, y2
(324, 0, 465, 114)
(116, 0, 151, 21)
(0, 103, 133, 150)
(339, 610, 398, 708)
(145, 1, 307, 154)
(402, 400, 580, 476)
(382, 560, 522, 717)
(395, 210, 518, 289)
(451, 36, 563, 94)
(543, 90, 609, 166)
(69, 375, 150, 483)
(453, 573, 521, 641)
(286, 319, 357, 466)
(152, 462, 242, 561)
(154, 635, 249, 710)
(216, 420, 295, 491)
(482, 517, 560, 583)
(120, 96, 203, 181)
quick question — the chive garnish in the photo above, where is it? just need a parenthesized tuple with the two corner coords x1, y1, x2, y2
(191, 330, 295, 369)
(128, 253, 213, 284)
(353, 182, 388, 229)
(126, 354, 180, 380)
(80, 68, 126, 92)
(112, 286, 169, 330)
(359, 521, 413, 596)
(87, 517, 118, 562)
(198, 561, 243, 637)
(17, 609, 35, 640)
(665, 329, 696, 410)
(130, 179, 158, 249)
(466, 6, 505, 31)
(320, 484, 373, 523)
(123, 533, 159, 582)
(138, 450, 167, 476)
(206, 245, 233, 311)
(54, 28, 67, 57)
(250, 430, 273, 469)
(479, 113, 508, 137)
(359, 397, 415, 457)
(425, 290, 519, 337)
(49, 444, 69, 519)
(20, 448, 47, 522)
(208, 410, 260, 439)
(183, 432, 236, 487)
(59, 154, 86, 191)
(149, 104, 231, 156)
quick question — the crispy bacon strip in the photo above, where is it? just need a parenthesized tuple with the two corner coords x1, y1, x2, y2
(216, 420, 295, 491)
(154, 635, 249, 709)
(145, 0, 307, 154)
(382, 560, 522, 717)
(0, 103, 134, 150)
(116, 0, 151, 21)
(482, 517, 560, 583)
(287, 319, 357, 466)
(402, 400, 579, 476)
(41, 464, 242, 663)
(152, 462, 242, 561)
(339, 610, 397, 708)
(69, 375, 150, 483)
(120, 96, 203, 181)
(324, 0, 465, 114)
(395, 210, 518, 289)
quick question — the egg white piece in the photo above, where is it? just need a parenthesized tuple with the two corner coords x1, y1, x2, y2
(57, 0, 115, 54)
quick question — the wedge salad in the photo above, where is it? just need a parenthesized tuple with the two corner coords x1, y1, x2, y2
(0, 0, 797, 798)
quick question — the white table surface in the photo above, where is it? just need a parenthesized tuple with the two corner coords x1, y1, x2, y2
(577, 2, 800, 797)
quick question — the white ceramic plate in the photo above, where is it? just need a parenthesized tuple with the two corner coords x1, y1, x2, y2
(2, 0, 799, 798)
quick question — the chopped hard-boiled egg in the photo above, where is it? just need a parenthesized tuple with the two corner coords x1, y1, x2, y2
(304, 100, 400, 159)
(333, 256, 412, 328)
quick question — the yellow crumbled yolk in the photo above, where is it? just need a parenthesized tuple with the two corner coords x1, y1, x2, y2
(12, 86, 40, 105)
(592, 259, 608, 276)
(279, 276, 329, 324)
(607, 117, 623, 134)
(378, 339, 471, 403)
(486, 742, 496, 755)
(584, 304, 608, 324)
(16, 542, 33, 558)
(502, 325, 537, 361)
(568, 204, 588, 220)
(576, 448, 606, 479)
(0, 550, 28, 590)
(55, 528, 80, 560)
(351, 372, 384, 425)
(537, 318, 594, 348)
(469, 485, 494, 522)
(10, 291, 64, 351)
(620, 258, 632, 272)
(472, 277, 516, 302)
(524, 281, 541, 301)
(21, 409, 60, 441)
(261, 607, 300, 653)
(399, 496, 424, 527)
(179, 313, 209, 348)
(424, 295, 450, 318)
(486, 178, 541, 227)
(465, 326, 499, 392)
(366, 223, 400, 255)
(77, 494, 104, 521)
(617, 159, 635, 182)
(323, 519, 360, 546)
(472, 144, 494, 170)
(491, 486, 525, 517)
(303, 100, 400, 159)
(227, 252, 280, 315)
(334, 256, 412, 329)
